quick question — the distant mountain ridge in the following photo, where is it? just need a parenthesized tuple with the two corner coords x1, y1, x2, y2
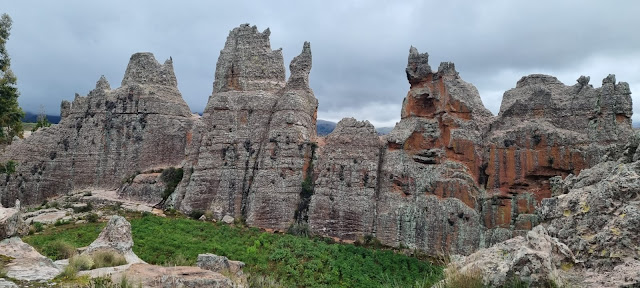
(22, 112, 61, 124)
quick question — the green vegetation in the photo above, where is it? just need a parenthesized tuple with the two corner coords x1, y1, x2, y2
(31, 107, 51, 132)
(160, 167, 184, 200)
(0, 160, 17, 175)
(25, 213, 443, 288)
(0, 13, 24, 144)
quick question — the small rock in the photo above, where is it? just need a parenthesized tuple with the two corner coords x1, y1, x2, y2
(197, 253, 245, 276)
(222, 215, 234, 224)
(199, 215, 206, 221)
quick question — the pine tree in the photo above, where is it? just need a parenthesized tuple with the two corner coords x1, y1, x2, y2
(0, 13, 24, 144)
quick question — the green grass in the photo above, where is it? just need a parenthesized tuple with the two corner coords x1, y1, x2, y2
(23, 222, 105, 253)
(24, 214, 443, 288)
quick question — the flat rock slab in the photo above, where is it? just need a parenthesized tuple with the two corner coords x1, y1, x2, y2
(0, 237, 60, 281)
(27, 210, 67, 225)
(0, 279, 18, 288)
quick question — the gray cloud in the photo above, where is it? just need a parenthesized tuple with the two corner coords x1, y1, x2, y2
(4, 0, 639, 127)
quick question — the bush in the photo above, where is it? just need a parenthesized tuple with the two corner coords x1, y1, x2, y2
(69, 254, 94, 271)
(188, 210, 204, 220)
(91, 251, 127, 268)
(57, 264, 78, 281)
(33, 222, 44, 232)
(54, 218, 71, 226)
(86, 213, 100, 223)
(43, 240, 77, 260)
(441, 265, 484, 288)
(247, 273, 285, 288)
(161, 167, 184, 200)
(0, 160, 17, 175)
(286, 222, 310, 237)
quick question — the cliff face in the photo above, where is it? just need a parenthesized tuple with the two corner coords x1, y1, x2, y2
(0, 53, 193, 206)
(172, 25, 318, 231)
(0, 24, 634, 257)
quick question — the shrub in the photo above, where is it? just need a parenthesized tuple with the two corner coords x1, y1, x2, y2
(33, 221, 44, 232)
(91, 251, 127, 268)
(0, 160, 17, 175)
(43, 240, 77, 260)
(161, 167, 184, 200)
(188, 210, 204, 220)
(164, 254, 194, 267)
(441, 265, 484, 288)
(247, 273, 285, 288)
(287, 222, 310, 237)
(54, 218, 71, 226)
(57, 264, 78, 281)
(69, 254, 94, 271)
(86, 212, 100, 223)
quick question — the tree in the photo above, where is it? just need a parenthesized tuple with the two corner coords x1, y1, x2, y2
(32, 104, 51, 132)
(0, 13, 24, 144)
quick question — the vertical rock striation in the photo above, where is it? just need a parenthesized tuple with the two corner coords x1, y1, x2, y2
(173, 25, 317, 231)
(0, 53, 192, 206)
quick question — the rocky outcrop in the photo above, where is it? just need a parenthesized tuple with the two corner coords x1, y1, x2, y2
(446, 225, 576, 287)
(0, 24, 635, 260)
(309, 118, 382, 240)
(0, 201, 26, 239)
(197, 253, 245, 277)
(0, 53, 193, 207)
(82, 215, 145, 264)
(373, 48, 492, 255)
(537, 154, 640, 287)
(482, 74, 633, 242)
(0, 237, 61, 281)
(173, 25, 317, 231)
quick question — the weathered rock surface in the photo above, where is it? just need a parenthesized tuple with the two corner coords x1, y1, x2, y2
(309, 118, 382, 240)
(0, 52, 193, 207)
(0, 24, 635, 261)
(482, 73, 633, 242)
(537, 155, 640, 287)
(0, 202, 26, 239)
(82, 215, 145, 264)
(117, 171, 166, 205)
(373, 48, 491, 255)
(173, 25, 317, 231)
(197, 253, 245, 276)
(0, 278, 17, 288)
(0, 237, 61, 281)
(447, 225, 575, 287)
(121, 263, 233, 288)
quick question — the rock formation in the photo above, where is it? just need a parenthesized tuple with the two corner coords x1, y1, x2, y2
(0, 201, 27, 239)
(0, 237, 61, 281)
(0, 53, 193, 207)
(308, 118, 382, 240)
(82, 215, 145, 264)
(482, 73, 633, 243)
(172, 24, 317, 231)
(0, 24, 635, 261)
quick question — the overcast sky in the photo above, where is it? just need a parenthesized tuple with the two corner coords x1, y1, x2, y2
(3, 1, 640, 127)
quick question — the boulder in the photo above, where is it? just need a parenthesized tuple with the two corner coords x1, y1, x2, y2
(197, 253, 245, 276)
(0, 237, 61, 281)
(0, 205, 26, 239)
(222, 215, 234, 224)
(447, 226, 575, 287)
(81, 215, 144, 264)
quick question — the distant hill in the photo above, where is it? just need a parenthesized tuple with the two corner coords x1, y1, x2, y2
(634, 120, 640, 129)
(316, 119, 393, 136)
(23, 112, 61, 124)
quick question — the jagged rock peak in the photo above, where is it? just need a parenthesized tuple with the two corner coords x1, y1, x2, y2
(286, 41, 312, 90)
(121, 52, 177, 87)
(406, 46, 432, 85)
(515, 74, 563, 88)
(330, 117, 377, 136)
(95, 75, 111, 91)
(576, 75, 590, 87)
(212, 24, 286, 93)
(437, 62, 458, 78)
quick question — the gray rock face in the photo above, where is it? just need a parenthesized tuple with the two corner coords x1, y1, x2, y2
(448, 225, 576, 287)
(309, 118, 382, 240)
(0, 237, 61, 281)
(117, 172, 167, 205)
(538, 156, 640, 287)
(0, 53, 193, 207)
(82, 215, 145, 264)
(197, 253, 245, 276)
(174, 25, 317, 231)
(0, 204, 26, 239)
(482, 73, 634, 243)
